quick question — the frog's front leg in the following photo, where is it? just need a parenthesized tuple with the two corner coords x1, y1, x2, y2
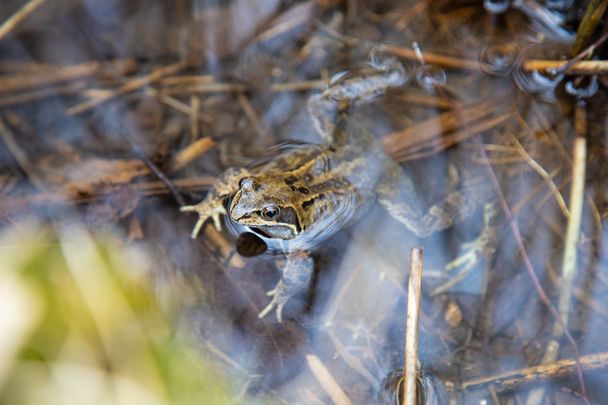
(181, 167, 250, 238)
(258, 250, 313, 322)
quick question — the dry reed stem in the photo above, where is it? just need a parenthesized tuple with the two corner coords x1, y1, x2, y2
(509, 135, 570, 219)
(205, 340, 250, 376)
(393, 1, 427, 31)
(404, 247, 423, 405)
(145, 88, 212, 124)
(461, 351, 608, 392)
(474, 135, 588, 403)
(159, 78, 325, 93)
(383, 44, 487, 71)
(237, 93, 269, 140)
(0, 59, 135, 95)
(525, 104, 588, 405)
(171, 137, 216, 171)
(190, 95, 201, 141)
(557, 105, 587, 329)
(307, 354, 353, 405)
(159, 82, 248, 95)
(0, 176, 215, 214)
(571, 0, 608, 56)
(327, 330, 379, 387)
(382, 103, 512, 162)
(393, 93, 460, 110)
(204, 228, 245, 269)
(0, 59, 57, 73)
(0, 80, 86, 106)
(269, 80, 325, 92)
(0, 0, 47, 41)
(0, 116, 45, 189)
(522, 59, 608, 75)
(67, 62, 184, 115)
(382, 103, 492, 153)
(159, 75, 215, 86)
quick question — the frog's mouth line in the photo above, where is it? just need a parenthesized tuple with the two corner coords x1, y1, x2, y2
(248, 225, 298, 240)
(251, 227, 272, 238)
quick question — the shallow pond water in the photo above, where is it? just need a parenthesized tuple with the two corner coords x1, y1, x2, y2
(0, 1, 607, 404)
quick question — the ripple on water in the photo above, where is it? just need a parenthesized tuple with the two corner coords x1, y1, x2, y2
(479, 40, 520, 76)
(565, 75, 599, 99)
(512, 46, 564, 102)
(483, 0, 511, 14)
(415, 65, 447, 90)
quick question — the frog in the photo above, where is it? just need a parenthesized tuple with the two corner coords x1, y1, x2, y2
(181, 55, 495, 322)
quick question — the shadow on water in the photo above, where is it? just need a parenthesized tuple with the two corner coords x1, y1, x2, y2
(0, 0, 607, 403)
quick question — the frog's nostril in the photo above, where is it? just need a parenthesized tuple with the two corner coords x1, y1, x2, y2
(238, 177, 255, 190)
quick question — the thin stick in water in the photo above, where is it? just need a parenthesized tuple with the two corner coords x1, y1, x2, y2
(404, 247, 423, 405)
(0, 0, 47, 41)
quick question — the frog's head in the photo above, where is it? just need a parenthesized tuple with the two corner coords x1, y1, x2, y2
(229, 176, 304, 240)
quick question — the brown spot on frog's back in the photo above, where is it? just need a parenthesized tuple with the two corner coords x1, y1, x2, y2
(284, 176, 297, 185)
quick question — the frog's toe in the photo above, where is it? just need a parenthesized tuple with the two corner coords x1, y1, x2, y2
(179, 204, 198, 213)
(211, 208, 225, 232)
(431, 244, 483, 296)
(258, 288, 287, 322)
(181, 203, 226, 237)
(431, 205, 498, 296)
(258, 296, 279, 322)
(190, 217, 206, 239)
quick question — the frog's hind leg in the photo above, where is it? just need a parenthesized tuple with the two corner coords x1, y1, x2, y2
(307, 54, 407, 145)
(377, 161, 498, 293)
(376, 161, 482, 238)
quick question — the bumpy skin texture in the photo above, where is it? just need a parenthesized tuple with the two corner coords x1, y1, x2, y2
(181, 57, 492, 322)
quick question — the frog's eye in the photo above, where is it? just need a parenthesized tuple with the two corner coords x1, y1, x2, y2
(261, 206, 280, 220)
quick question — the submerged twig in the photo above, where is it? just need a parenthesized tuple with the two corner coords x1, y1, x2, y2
(559, 104, 587, 328)
(190, 95, 202, 141)
(307, 354, 353, 405)
(461, 351, 608, 393)
(383, 102, 512, 162)
(571, 0, 608, 56)
(0, 59, 135, 95)
(0, 116, 45, 189)
(315, 22, 489, 72)
(526, 103, 589, 405)
(0, 0, 47, 41)
(145, 88, 212, 124)
(404, 247, 423, 405)
(171, 137, 216, 171)
(522, 59, 608, 75)
(550, 30, 608, 75)
(0, 80, 86, 106)
(473, 137, 588, 402)
(67, 61, 184, 115)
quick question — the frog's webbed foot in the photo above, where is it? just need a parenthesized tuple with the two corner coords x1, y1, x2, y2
(258, 283, 287, 322)
(258, 251, 313, 322)
(431, 203, 499, 296)
(180, 201, 227, 237)
(180, 167, 249, 238)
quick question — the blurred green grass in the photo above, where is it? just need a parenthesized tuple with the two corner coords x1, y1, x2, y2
(0, 223, 234, 405)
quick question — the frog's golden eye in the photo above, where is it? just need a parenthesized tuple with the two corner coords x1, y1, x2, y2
(261, 206, 280, 219)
